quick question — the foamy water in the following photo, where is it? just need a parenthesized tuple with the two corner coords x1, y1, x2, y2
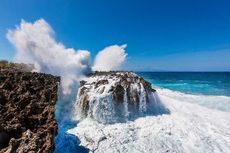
(68, 88, 230, 153)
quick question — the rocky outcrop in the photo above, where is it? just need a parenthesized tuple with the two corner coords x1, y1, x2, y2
(0, 65, 60, 152)
(75, 71, 166, 124)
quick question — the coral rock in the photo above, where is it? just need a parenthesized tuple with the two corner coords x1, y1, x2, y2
(0, 66, 60, 153)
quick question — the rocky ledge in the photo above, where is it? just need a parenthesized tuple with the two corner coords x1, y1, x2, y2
(0, 63, 60, 153)
(75, 71, 166, 124)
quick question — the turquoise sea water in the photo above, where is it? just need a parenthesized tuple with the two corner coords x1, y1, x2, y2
(54, 72, 230, 153)
(138, 72, 230, 96)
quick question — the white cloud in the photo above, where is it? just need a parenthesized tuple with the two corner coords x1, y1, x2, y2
(92, 44, 127, 71)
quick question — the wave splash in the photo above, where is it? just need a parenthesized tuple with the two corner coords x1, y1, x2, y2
(7, 19, 128, 96)
(74, 72, 169, 124)
(157, 88, 230, 112)
(69, 88, 230, 153)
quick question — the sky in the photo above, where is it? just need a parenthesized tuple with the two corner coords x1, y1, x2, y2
(0, 0, 230, 71)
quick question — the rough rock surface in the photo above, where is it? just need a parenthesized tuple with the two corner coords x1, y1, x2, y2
(0, 66, 60, 153)
(75, 71, 166, 124)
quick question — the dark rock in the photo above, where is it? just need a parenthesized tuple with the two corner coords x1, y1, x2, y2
(95, 79, 109, 88)
(112, 84, 125, 102)
(0, 64, 60, 153)
(0, 132, 10, 150)
(80, 80, 86, 86)
(76, 71, 158, 123)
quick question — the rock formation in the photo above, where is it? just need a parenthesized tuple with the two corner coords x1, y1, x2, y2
(0, 63, 60, 153)
(75, 71, 167, 124)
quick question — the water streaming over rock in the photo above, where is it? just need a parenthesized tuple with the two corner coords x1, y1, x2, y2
(74, 71, 169, 123)
(123, 88, 129, 119)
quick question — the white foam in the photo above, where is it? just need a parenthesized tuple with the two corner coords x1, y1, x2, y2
(139, 83, 147, 112)
(69, 89, 230, 153)
(74, 72, 162, 123)
(156, 88, 230, 112)
(123, 88, 129, 119)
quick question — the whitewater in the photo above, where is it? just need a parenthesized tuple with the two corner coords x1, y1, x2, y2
(6, 19, 230, 153)
(68, 88, 230, 153)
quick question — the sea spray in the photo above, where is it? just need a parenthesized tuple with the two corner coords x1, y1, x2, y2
(68, 87, 230, 153)
(7, 19, 128, 95)
(7, 18, 129, 152)
(139, 83, 147, 113)
(74, 71, 169, 123)
(123, 88, 130, 120)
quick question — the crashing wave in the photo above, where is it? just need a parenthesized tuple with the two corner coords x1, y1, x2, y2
(74, 71, 169, 123)
(156, 88, 230, 112)
(69, 87, 230, 153)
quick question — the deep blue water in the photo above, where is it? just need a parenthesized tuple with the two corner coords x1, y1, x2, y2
(137, 72, 230, 96)
(54, 88, 89, 153)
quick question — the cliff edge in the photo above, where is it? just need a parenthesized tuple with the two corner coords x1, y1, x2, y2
(0, 62, 60, 153)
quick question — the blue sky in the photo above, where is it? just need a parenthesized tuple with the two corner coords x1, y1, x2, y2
(0, 0, 230, 71)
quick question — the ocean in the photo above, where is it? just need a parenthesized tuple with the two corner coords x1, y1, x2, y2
(55, 72, 230, 153)
(138, 72, 230, 96)
(138, 72, 230, 112)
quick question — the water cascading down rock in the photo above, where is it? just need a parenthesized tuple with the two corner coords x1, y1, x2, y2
(75, 71, 166, 123)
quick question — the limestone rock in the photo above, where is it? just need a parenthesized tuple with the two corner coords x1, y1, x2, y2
(0, 65, 60, 153)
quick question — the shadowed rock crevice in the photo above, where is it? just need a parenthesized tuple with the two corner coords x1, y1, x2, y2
(0, 64, 60, 153)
